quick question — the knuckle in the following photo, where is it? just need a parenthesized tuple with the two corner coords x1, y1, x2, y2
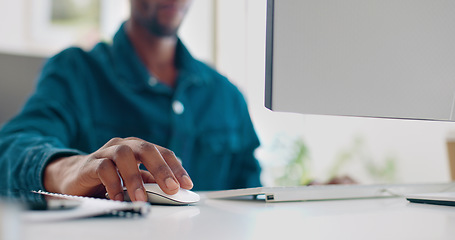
(176, 156, 183, 164)
(160, 148, 176, 159)
(155, 164, 171, 176)
(125, 137, 141, 141)
(138, 141, 155, 152)
(114, 144, 134, 157)
(173, 168, 187, 178)
(95, 159, 112, 175)
(108, 137, 123, 144)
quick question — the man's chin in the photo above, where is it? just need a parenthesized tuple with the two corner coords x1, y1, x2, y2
(151, 28, 178, 37)
(146, 21, 180, 37)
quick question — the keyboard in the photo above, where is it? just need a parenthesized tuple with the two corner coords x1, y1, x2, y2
(206, 182, 455, 203)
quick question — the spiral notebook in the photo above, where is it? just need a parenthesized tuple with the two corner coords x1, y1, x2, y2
(21, 191, 151, 222)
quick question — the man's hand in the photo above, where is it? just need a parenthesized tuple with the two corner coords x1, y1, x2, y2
(44, 137, 193, 202)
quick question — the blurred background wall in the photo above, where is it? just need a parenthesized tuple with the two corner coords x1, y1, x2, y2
(0, 53, 44, 124)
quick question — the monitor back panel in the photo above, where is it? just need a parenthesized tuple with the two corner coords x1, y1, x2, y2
(266, 0, 455, 121)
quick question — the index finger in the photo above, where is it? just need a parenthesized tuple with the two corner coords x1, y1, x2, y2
(128, 141, 182, 195)
(154, 145, 193, 190)
(95, 145, 147, 202)
(124, 138, 193, 189)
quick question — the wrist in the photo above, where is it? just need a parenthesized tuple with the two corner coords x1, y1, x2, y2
(43, 155, 82, 193)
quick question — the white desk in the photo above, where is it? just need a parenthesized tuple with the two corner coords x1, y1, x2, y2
(21, 194, 455, 240)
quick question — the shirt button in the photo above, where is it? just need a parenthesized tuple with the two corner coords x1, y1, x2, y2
(148, 76, 158, 86)
(172, 101, 184, 115)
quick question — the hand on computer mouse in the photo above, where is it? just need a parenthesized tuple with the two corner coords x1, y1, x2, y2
(44, 137, 194, 202)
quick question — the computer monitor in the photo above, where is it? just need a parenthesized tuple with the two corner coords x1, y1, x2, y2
(265, 0, 455, 121)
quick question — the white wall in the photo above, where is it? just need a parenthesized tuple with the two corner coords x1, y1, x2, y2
(0, 0, 29, 54)
(214, 0, 247, 88)
(100, 0, 130, 40)
(0, 0, 213, 61)
(179, 0, 215, 64)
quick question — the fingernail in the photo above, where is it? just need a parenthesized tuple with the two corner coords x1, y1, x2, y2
(181, 175, 193, 188)
(114, 193, 124, 201)
(165, 178, 179, 191)
(135, 188, 147, 202)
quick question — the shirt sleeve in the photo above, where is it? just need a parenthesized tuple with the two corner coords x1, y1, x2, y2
(0, 49, 87, 192)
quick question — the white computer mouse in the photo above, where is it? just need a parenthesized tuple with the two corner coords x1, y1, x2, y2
(121, 183, 200, 205)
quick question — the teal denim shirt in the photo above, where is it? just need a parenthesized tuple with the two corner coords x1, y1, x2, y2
(0, 24, 261, 191)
